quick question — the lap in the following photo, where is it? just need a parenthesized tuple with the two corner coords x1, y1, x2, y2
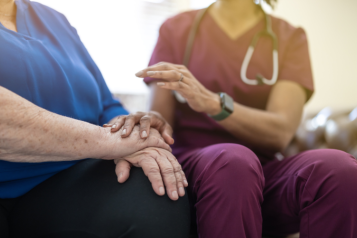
(178, 144, 264, 238)
(262, 149, 357, 236)
(8, 159, 190, 238)
(177, 143, 263, 180)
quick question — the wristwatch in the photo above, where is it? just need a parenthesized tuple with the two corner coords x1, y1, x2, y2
(209, 92, 234, 121)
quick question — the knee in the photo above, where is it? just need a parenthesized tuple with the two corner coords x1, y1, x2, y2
(199, 144, 264, 191)
(302, 149, 357, 190)
(131, 194, 191, 238)
(98, 167, 190, 238)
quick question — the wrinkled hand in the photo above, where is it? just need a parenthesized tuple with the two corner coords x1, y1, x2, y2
(135, 62, 221, 115)
(104, 111, 174, 145)
(102, 126, 171, 160)
(114, 147, 188, 201)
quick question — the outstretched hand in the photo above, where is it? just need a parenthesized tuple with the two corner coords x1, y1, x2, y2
(135, 62, 221, 116)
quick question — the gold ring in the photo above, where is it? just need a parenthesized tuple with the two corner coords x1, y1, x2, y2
(179, 73, 184, 82)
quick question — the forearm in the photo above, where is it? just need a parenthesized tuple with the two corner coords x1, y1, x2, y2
(218, 103, 294, 151)
(0, 86, 109, 162)
(211, 81, 305, 151)
(149, 85, 175, 127)
(149, 84, 293, 151)
(140, 64, 306, 152)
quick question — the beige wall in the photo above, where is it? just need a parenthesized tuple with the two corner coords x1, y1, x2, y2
(184, 0, 357, 113)
(273, 0, 357, 113)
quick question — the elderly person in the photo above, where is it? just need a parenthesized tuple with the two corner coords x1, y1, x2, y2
(0, 0, 190, 237)
(132, 0, 357, 237)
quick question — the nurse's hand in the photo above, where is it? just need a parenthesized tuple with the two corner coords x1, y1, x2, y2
(114, 147, 188, 201)
(104, 111, 174, 145)
(102, 126, 172, 160)
(135, 62, 221, 116)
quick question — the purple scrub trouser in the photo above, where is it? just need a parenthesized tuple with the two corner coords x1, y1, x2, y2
(178, 143, 357, 238)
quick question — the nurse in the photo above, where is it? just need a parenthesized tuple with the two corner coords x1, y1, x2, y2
(0, 0, 190, 237)
(133, 0, 357, 237)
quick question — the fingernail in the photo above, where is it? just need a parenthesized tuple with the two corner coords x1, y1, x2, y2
(141, 131, 148, 138)
(172, 191, 178, 200)
(147, 71, 156, 76)
(118, 172, 123, 181)
(184, 179, 188, 186)
(159, 187, 165, 195)
(157, 82, 165, 86)
(121, 129, 127, 135)
(135, 70, 143, 77)
(179, 187, 185, 196)
(111, 125, 116, 129)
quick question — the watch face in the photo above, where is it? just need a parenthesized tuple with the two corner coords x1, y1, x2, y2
(222, 93, 234, 113)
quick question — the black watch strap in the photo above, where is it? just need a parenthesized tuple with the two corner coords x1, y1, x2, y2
(209, 92, 234, 121)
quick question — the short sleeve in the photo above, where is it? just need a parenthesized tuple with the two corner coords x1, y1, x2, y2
(144, 21, 177, 84)
(279, 28, 314, 102)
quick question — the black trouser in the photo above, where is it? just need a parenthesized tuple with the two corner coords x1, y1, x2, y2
(0, 159, 190, 238)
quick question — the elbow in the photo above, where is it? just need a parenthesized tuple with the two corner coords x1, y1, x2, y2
(269, 131, 294, 152)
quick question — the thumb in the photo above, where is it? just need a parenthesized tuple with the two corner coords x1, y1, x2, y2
(115, 160, 132, 183)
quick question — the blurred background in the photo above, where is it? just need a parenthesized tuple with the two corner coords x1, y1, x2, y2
(36, 0, 357, 113)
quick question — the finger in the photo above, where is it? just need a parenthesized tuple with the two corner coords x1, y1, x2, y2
(149, 64, 188, 74)
(153, 154, 180, 200)
(121, 113, 142, 137)
(147, 131, 172, 153)
(181, 170, 188, 187)
(139, 158, 166, 197)
(103, 124, 113, 128)
(115, 159, 132, 183)
(139, 115, 151, 139)
(135, 63, 176, 78)
(151, 62, 187, 71)
(136, 63, 190, 80)
(159, 150, 185, 197)
(145, 70, 184, 83)
(157, 81, 193, 100)
(160, 124, 174, 145)
(111, 116, 125, 132)
(142, 112, 174, 145)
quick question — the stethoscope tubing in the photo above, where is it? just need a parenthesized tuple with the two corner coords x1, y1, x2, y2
(175, 2, 279, 103)
(241, 47, 279, 85)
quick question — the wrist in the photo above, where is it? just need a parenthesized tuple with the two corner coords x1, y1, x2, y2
(205, 92, 221, 115)
(94, 126, 117, 160)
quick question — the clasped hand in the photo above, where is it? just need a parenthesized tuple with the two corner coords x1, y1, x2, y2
(103, 116, 187, 201)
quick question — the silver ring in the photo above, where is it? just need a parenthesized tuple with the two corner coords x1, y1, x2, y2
(179, 73, 184, 82)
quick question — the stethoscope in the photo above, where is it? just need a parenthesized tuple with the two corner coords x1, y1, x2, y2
(174, 1, 279, 103)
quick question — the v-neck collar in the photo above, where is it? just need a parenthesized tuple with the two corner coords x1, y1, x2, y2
(206, 11, 264, 43)
(15, 0, 30, 36)
(0, 0, 30, 36)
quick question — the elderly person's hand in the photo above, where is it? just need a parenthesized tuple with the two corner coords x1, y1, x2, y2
(104, 111, 174, 145)
(114, 147, 188, 201)
(135, 62, 222, 116)
(102, 125, 187, 201)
